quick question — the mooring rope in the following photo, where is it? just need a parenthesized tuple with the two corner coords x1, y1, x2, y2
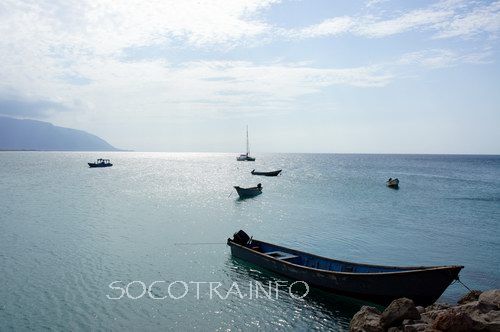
(455, 276, 473, 292)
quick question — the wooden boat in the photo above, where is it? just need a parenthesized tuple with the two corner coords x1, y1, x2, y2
(227, 230, 463, 306)
(386, 178, 399, 188)
(251, 169, 282, 177)
(236, 126, 255, 161)
(88, 159, 113, 168)
(234, 184, 262, 198)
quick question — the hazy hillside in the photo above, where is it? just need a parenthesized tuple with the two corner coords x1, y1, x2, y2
(0, 116, 119, 151)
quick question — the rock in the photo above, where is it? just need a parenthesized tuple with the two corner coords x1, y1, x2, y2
(350, 290, 500, 332)
(467, 306, 500, 331)
(419, 312, 435, 324)
(402, 323, 428, 332)
(415, 306, 425, 314)
(421, 303, 451, 323)
(425, 303, 451, 312)
(458, 290, 483, 305)
(387, 327, 402, 332)
(349, 306, 383, 332)
(381, 298, 421, 328)
(431, 310, 474, 332)
(479, 289, 500, 311)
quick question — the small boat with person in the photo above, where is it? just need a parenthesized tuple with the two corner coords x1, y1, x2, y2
(227, 230, 463, 306)
(251, 169, 282, 177)
(88, 159, 113, 168)
(233, 184, 262, 198)
(386, 178, 399, 188)
(236, 126, 255, 161)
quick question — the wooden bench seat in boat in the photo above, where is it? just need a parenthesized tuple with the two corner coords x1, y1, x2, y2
(265, 251, 299, 261)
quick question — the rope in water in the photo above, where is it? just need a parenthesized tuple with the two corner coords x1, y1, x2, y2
(455, 276, 473, 292)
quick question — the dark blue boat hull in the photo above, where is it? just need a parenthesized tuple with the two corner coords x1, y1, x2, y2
(251, 170, 282, 176)
(228, 239, 462, 306)
(88, 163, 113, 168)
(234, 186, 262, 198)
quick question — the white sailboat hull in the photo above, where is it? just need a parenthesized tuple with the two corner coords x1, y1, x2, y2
(237, 154, 255, 161)
(236, 126, 255, 161)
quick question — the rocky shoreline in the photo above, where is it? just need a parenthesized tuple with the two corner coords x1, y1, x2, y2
(349, 289, 500, 331)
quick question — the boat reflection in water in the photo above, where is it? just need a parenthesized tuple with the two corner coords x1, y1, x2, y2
(225, 256, 359, 330)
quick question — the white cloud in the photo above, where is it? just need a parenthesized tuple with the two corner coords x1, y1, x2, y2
(397, 49, 493, 69)
(0, 0, 395, 127)
(433, 1, 500, 39)
(0, 0, 279, 57)
(288, 17, 354, 38)
(289, 0, 500, 40)
(364, 0, 389, 8)
(64, 59, 393, 121)
(0, 0, 495, 138)
(355, 8, 454, 37)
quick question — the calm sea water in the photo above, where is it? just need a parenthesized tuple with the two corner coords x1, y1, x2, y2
(0, 152, 499, 330)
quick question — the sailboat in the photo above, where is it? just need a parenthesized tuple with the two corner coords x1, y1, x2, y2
(236, 126, 255, 161)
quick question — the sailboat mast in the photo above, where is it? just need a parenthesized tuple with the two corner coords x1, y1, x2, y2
(246, 125, 250, 155)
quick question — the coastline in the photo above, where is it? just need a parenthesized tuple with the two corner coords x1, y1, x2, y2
(350, 289, 500, 331)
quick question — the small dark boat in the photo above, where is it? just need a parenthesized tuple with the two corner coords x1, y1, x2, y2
(386, 178, 399, 188)
(234, 184, 262, 198)
(227, 230, 462, 306)
(88, 159, 113, 168)
(251, 169, 282, 177)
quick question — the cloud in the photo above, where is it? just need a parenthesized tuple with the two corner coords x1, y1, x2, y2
(397, 49, 493, 69)
(364, 0, 389, 8)
(433, 1, 500, 39)
(288, 17, 354, 38)
(0, 0, 285, 121)
(0, 95, 68, 118)
(0, 0, 278, 58)
(0, 0, 495, 131)
(72, 59, 392, 120)
(355, 8, 454, 38)
(288, 1, 500, 40)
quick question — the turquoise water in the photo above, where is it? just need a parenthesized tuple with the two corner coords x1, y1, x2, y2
(0, 152, 499, 330)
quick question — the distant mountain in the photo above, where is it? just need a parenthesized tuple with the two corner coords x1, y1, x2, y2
(0, 116, 119, 151)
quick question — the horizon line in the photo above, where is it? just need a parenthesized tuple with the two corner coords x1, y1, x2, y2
(1, 150, 499, 156)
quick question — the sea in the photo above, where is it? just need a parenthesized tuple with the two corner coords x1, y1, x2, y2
(0, 152, 499, 331)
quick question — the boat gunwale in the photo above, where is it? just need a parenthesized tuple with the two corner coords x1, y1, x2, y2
(233, 186, 262, 191)
(228, 239, 463, 276)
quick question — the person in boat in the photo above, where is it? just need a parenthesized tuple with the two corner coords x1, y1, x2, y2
(257, 183, 262, 189)
(388, 177, 392, 182)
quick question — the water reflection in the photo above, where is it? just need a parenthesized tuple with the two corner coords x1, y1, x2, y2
(224, 256, 363, 330)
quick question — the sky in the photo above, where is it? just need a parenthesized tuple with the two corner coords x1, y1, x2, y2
(0, 0, 499, 153)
